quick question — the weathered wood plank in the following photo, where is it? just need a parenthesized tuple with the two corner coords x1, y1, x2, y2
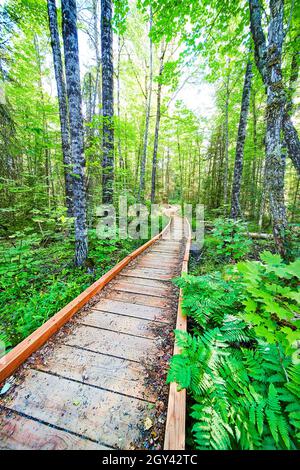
(105, 290, 171, 308)
(138, 260, 178, 270)
(118, 275, 170, 289)
(92, 299, 170, 322)
(113, 280, 172, 298)
(122, 269, 174, 281)
(37, 344, 155, 401)
(63, 324, 156, 362)
(5, 369, 148, 449)
(77, 310, 157, 338)
(0, 412, 111, 450)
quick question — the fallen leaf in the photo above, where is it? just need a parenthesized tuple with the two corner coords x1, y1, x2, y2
(144, 417, 153, 430)
(0, 383, 11, 395)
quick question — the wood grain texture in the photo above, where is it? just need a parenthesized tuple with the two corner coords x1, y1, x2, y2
(5, 369, 148, 448)
(37, 344, 155, 401)
(0, 412, 111, 450)
(112, 280, 172, 298)
(164, 217, 191, 450)
(92, 299, 170, 322)
(63, 324, 155, 362)
(77, 310, 157, 338)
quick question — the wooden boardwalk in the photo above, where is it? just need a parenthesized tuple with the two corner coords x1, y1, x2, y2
(0, 216, 187, 450)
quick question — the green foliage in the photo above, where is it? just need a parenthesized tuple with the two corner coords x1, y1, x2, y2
(174, 272, 243, 329)
(212, 218, 253, 261)
(238, 251, 300, 356)
(168, 253, 300, 450)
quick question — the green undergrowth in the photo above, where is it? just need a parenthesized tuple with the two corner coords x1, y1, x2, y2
(0, 214, 168, 354)
(168, 218, 300, 450)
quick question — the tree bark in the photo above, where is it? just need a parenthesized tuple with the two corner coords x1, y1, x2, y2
(249, 0, 300, 176)
(92, 0, 101, 117)
(223, 65, 230, 214)
(265, 0, 288, 257)
(47, 0, 73, 216)
(150, 41, 165, 203)
(282, 46, 300, 174)
(249, 0, 289, 257)
(117, 35, 125, 175)
(101, 0, 114, 203)
(230, 60, 253, 219)
(61, 0, 88, 266)
(139, 7, 153, 200)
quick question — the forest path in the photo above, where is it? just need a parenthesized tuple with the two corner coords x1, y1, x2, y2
(0, 215, 187, 450)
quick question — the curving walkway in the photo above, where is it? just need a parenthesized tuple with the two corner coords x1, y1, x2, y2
(0, 215, 187, 450)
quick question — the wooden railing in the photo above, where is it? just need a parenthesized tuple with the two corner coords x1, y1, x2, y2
(164, 217, 191, 450)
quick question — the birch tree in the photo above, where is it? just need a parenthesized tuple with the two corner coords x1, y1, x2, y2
(101, 0, 114, 204)
(47, 0, 73, 216)
(249, 0, 300, 176)
(230, 60, 253, 219)
(150, 40, 166, 202)
(249, 0, 290, 257)
(139, 7, 153, 200)
(61, 0, 88, 266)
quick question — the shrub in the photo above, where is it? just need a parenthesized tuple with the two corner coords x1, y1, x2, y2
(212, 218, 252, 261)
(168, 253, 300, 450)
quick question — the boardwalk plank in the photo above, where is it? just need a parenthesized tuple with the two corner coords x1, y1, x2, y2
(63, 324, 155, 362)
(112, 280, 171, 297)
(77, 310, 157, 338)
(122, 269, 173, 280)
(117, 276, 170, 289)
(0, 412, 111, 450)
(105, 290, 171, 308)
(92, 299, 170, 322)
(37, 344, 155, 401)
(5, 369, 147, 448)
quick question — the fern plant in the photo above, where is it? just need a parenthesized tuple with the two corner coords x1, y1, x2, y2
(168, 254, 300, 450)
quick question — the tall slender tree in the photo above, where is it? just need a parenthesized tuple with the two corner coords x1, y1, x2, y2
(249, 0, 288, 257)
(101, 0, 114, 204)
(223, 62, 230, 213)
(249, 0, 300, 176)
(139, 7, 153, 200)
(151, 40, 166, 203)
(61, 0, 88, 266)
(47, 0, 73, 216)
(230, 60, 253, 219)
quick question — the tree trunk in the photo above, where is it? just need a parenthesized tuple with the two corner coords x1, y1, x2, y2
(250, 89, 258, 218)
(117, 35, 125, 174)
(265, 0, 288, 257)
(249, 0, 300, 176)
(223, 65, 230, 214)
(282, 45, 300, 175)
(101, 0, 114, 204)
(230, 60, 252, 219)
(249, 0, 289, 257)
(47, 0, 73, 216)
(150, 41, 165, 203)
(92, 0, 101, 117)
(61, 0, 88, 266)
(139, 7, 153, 200)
